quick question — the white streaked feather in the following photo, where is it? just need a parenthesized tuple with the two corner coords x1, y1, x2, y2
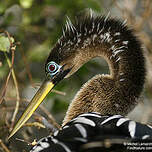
(110, 55, 113, 60)
(100, 34, 104, 39)
(66, 20, 71, 31)
(89, 8, 93, 18)
(122, 19, 127, 26)
(98, 27, 104, 34)
(35, 137, 71, 152)
(115, 57, 121, 62)
(123, 41, 128, 45)
(37, 137, 49, 144)
(65, 23, 68, 31)
(92, 22, 95, 31)
(40, 142, 50, 148)
(147, 125, 152, 129)
(142, 135, 150, 139)
(62, 28, 65, 37)
(114, 32, 120, 36)
(97, 22, 101, 32)
(128, 121, 136, 138)
(58, 39, 60, 44)
(104, 32, 111, 42)
(113, 49, 124, 56)
(104, 12, 110, 23)
(84, 26, 88, 34)
(54, 130, 59, 136)
(32, 146, 43, 152)
(75, 124, 87, 138)
(51, 138, 58, 144)
(111, 45, 115, 50)
(120, 72, 124, 75)
(79, 113, 101, 118)
(101, 115, 122, 125)
(72, 117, 96, 127)
(119, 79, 125, 82)
(117, 46, 127, 49)
(120, 78, 125, 82)
(116, 118, 130, 126)
(62, 125, 69, 129)
(66, 16, 76, 33)
(58, 141, 72, 152)
(112, 47, 119, 52)
(115, 39, 120, 42)
(92, 34, 97, 42)
(32, 145, 37, 150)
(74, 137, 87, 142)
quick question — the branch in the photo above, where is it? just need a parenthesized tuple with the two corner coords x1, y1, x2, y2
(4, 53, 20, 130)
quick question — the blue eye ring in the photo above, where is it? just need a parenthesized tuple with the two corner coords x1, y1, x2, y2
(46, 61, 61, 77)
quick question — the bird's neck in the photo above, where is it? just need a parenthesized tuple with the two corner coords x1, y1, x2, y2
(62, 19, 145, 126)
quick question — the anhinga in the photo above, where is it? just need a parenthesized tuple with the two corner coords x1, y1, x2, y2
(9, 13, 152, 152)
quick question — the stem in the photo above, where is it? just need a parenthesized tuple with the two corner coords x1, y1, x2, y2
(0, 139, 11, 152)
(4, 52, 20, 130)
(0, 70, 12, 104)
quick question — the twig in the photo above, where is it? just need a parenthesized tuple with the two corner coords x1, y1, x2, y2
(38, 104, 60, 129)
(4, 53, 20, 130)
(3, 31, 20, 130)
(16, 138, 32, 145)
(16, 138, 37, 146)
(24, 122, 45, 129)
(0, 31, 15, 104)
(0, 139, 11, 152)
(41, 117, 58, 133)
(52, 89, 66, 96)
(0, 70, 12, 104)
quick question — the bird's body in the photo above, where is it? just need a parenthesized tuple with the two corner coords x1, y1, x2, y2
(9, 12, 152, 152)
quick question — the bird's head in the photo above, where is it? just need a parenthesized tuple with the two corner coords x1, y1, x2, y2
(45, 44, 75, 80)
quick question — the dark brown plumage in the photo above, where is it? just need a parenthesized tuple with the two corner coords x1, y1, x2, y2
(45, 15, 145, 125)
(26, 14, 152, 152)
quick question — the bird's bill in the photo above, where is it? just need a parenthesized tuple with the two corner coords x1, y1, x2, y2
(8, 79, 55, 139)
(8, 65, 71, 139)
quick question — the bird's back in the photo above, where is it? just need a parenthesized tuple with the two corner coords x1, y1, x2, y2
(31, 112, 152, 152)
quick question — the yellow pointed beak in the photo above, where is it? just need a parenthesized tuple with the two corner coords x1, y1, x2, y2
(8, 79, 55, 139)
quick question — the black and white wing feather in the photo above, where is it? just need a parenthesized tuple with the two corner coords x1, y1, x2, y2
(31, 113, 152, 152)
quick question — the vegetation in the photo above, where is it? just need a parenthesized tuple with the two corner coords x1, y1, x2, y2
(0, 0, 152, 151)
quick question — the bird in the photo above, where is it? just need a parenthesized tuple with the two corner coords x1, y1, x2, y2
(8, 12, 152, 152)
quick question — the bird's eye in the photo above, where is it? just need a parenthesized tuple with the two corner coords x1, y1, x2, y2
(46, 61, 61, 77)
(48, 64, 56, 72)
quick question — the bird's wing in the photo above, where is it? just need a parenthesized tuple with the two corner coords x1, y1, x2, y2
(30, 112, 152, 152)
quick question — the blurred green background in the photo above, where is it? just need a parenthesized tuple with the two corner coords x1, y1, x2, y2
(0, 0, 152, 151)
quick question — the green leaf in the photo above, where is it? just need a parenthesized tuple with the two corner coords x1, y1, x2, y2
(0, 35, 11, 52)
(19, 0, 34, 9)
